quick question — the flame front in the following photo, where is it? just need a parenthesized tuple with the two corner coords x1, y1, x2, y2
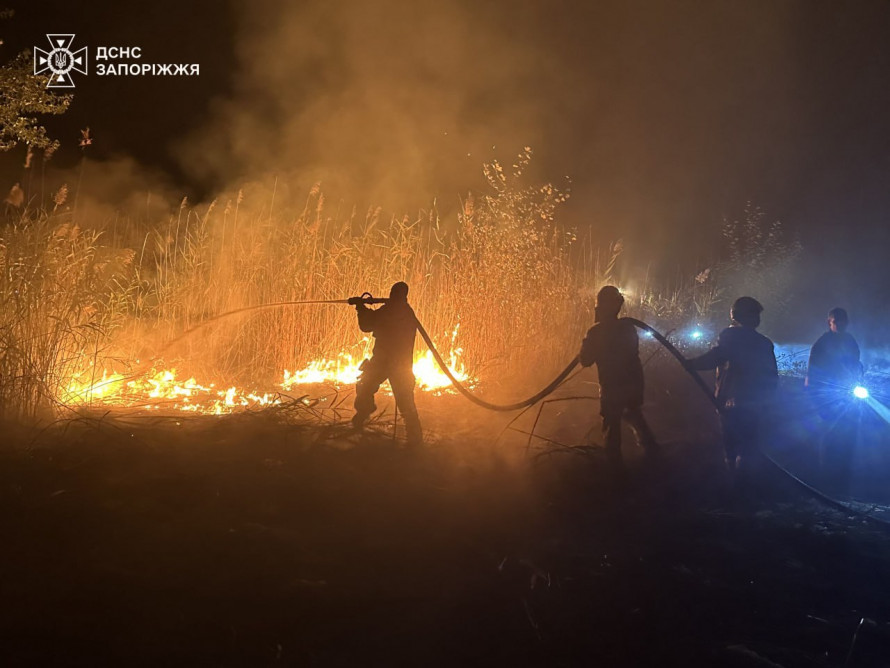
(63, 327, 472, 414)
(282, 325, 469, 395)
(282, 352, 364, 388)
(63, 367, 279, 415)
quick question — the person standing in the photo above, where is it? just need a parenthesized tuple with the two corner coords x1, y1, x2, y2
(580, 285, 659, 468)
(806, 307, 862, 415)
(350, 282, 423, 446)
(806, 307, 863, 491)
(686, 297, 778, 484)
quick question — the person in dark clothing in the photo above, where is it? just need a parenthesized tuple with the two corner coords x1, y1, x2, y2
(806, 307, 863, 418)
(806, 307, 863, 491)
(580, 285, 659, 467)
(686, 297, 778, 479)
(351, 281, 423, 446)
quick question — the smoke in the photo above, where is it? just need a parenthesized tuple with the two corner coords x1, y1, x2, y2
(13, 154, 180, 241)
(9, 0, 886, 348)
(176, 0, 817, 260)
(179, 0, 568, 213)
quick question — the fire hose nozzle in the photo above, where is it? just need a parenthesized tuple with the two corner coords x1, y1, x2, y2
(347, 293, 388, 306)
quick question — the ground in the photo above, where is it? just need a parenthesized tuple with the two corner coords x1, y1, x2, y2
(3, 386, 890, 667)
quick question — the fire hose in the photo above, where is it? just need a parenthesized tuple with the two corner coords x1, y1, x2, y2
(155, 297, 385, 358)
(154, 295, 890, 523)
(416, 319, 579, 411)
(424, 308, 887, 524)
(155, 294, 581, 411)
(624, 318, 890, 524)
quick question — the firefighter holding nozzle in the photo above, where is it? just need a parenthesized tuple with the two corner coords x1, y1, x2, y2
(349, 282, 423, 446)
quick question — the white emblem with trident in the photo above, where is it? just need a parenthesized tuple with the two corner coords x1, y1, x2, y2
(34, 34, 88, 88)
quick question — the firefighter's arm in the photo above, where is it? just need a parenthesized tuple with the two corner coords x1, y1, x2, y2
(804, 348, 815, 388)
(686, 328, 731, 371)
(579, 328, 597, 367)
(356, 304, 378, 333)
(852, 338, 864, 381)
(805, 337, 827, 388)
(685, 346, 723, 372)
(767, 345, 779, 391)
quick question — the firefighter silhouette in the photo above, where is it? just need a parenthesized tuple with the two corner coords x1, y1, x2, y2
(806, 307, 863, 418)
(686, 297, 778, 483)
(580, 285, 659, 467)
(806, 307, 863, 492)
(351, 282, 423, 445)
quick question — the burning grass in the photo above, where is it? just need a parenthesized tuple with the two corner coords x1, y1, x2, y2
(1, 153, 584, 420)
(1, 151, 792, 423)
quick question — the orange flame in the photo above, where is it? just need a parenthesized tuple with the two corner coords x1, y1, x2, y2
(62, 327, 472, 414)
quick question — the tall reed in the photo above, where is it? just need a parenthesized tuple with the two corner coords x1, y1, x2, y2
(3, 152, 770, 421)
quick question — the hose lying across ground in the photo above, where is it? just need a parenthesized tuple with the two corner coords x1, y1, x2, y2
(153, 297, 583, 412)
(413, 316, 702, 413)
(414, 320, 579, 411)
(418, 315, 890, 526)
(147, 299, 889, 525)
(623, 318, 890, 522)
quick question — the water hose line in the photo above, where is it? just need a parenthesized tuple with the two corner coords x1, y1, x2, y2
(620, 319, 889, 523)
(142, 297, 890, 523)
(418, 313, 889, 523)
(156, 296, 581, 412)
(414, 318, 579, 411)
(157, 299, 363, 357)
(624, 318, 720, 409)
(95, 299, 365, 390)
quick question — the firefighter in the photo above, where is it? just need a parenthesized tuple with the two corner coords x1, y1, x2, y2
(350, 282, 423, 446)
(686, 297, 778, 483)
(580, 285, 659, 468)
(806, 307, 863, 491)
(806, 307, 863, 416)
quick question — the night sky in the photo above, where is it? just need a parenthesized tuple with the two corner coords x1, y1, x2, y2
(4, 0, 890, 343)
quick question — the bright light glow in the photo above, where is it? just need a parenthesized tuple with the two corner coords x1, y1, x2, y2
(690, 329, 704, 340)
(63, 327, 473, 413)
(282, 325, 470, 395)
(63, 367, 280, 415)
(853, 385, 870, 400)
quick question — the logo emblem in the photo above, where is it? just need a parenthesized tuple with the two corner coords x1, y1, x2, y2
(34, 34, 88, 88)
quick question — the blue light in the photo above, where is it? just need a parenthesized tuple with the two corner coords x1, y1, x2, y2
(853, 385, 869, 400)
(690, 329, 703, 340)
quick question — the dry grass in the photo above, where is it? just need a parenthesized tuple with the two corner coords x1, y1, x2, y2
(1, 153, 587, 420)
(0, 214, 136, 420)
(2, 152, 789, 422)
